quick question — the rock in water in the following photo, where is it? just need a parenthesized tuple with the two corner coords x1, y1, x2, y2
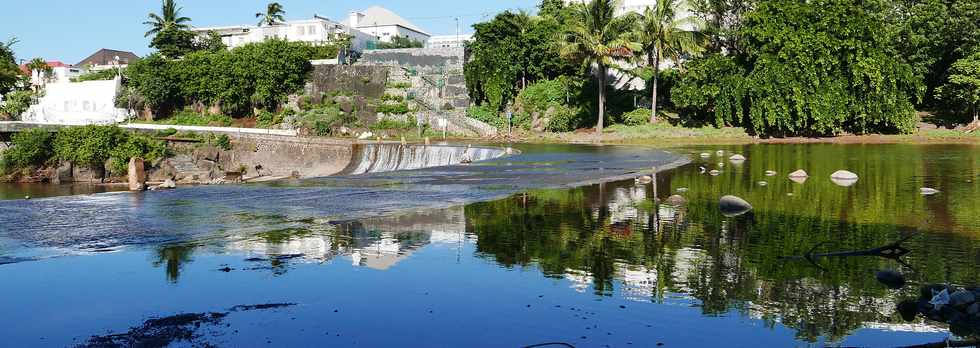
(875, 270, 906, 289)
(635, 175, 653, 184)
(897, 300, 919, 322)
(920, 187, 940, 195)
(676, 187, 689, 193)
(729, 154, 746, 162)
(699, 153, 711, 158)
(789, 169, 809, 178)
(709, 170, 721, 176)
(715, 150, 725, 156)
(719, 195, 753, 217)
(757, 181, 768, 187)
(831, 170, 859, 187)
(831, 170, 859, 180)
(765, 170, 777, 177)
(665, 195, 687, 206)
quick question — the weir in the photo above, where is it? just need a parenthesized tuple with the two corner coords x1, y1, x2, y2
(341, 144, 506, 175)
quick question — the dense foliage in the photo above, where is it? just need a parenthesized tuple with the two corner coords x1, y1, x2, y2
(674, 0, 921, 135)
(0, 90, 35, 120)
(72, 68, 122, 82)
(128, 39, 317, 117)
(0, 38, 21, 96)
(936, 50, 980, 122)
(465, 9, 580, 111)
(1, 126, 167, 175)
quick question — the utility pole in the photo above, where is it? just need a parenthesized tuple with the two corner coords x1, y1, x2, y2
(455, 17, 460, 48)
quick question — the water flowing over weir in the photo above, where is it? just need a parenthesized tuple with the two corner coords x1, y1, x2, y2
(341, 144, 507, 175)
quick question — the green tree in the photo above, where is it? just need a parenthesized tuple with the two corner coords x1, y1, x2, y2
(150, 26, 197, 58)
(256, 2, 286, 27)
(143, 0, 191, 38)
(559, 0, 639, 134)
(937, 51, 980, 123)
(633, 0, 705, 123)
(0, 38, 22, 96)
(196, 30, 227, 53)
(674, 0, 921, 135)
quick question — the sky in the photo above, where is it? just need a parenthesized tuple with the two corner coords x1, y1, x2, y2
(1, 0, 539, 64)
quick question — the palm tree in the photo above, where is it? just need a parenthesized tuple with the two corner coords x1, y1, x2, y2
(256, 2, 286, 27)
(560, 0, 639, 135)
(143, 0, 192, 38)
(26, 58, 52, 82)
(634, 0, 705, 123)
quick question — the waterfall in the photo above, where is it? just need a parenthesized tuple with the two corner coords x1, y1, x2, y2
(342, 144, 506, 175)
(21, 78, 128, 125)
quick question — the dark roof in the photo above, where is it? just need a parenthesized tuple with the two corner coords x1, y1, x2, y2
(76, 49, 140, 67)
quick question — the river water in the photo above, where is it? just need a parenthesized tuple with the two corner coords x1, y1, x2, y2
(0, 143, 977, 347)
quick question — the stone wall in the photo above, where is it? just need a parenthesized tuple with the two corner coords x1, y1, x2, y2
(359, 48, 471, 110)
(221, 135, 354, 178)
(305, 65, 389, 100)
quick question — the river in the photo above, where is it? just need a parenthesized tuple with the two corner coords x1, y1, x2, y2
(0, 143, 977, 347)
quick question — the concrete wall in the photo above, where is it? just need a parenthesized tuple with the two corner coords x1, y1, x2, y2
(359, 47, 471, 109)
(222, 135, 355, 178)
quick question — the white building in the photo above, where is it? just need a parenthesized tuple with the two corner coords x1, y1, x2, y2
(425, 34, 473, 49)
(347, 6, 430, 46)
(192, 15, 378, 53)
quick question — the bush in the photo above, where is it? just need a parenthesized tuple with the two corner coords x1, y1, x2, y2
(256, 110, 285, 128)
(467, 104, 504, 129)
(71, 69, 121, 82)
(620, 108, 651, 126)
(0, 129, 54, 170)
(157, 128, 178, 137)
(0, 90, 35, 120)
(214, 134, 232, 150)
(386, 81, 411, 89)
(41, 125, 168, 174)
(376, 102, 410, 115)
(545, 105, 583, 132)
(370, 118, 416, 131)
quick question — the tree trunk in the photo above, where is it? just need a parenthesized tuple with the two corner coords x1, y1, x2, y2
(650, 53, 660, 124)
(597, 64, 606, 136)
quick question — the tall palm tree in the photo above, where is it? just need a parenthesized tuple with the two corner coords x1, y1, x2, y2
(26, 58, 52, 82)
(634, 0, 705, 123)
(560, 0, 639, 135)
(256, 2, 286, 27)
(143, 0, 192, 38)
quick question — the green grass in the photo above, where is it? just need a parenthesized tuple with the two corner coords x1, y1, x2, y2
(604, 123, 752, 140)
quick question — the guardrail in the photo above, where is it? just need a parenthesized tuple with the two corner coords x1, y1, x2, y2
(120, 123, 297, 136)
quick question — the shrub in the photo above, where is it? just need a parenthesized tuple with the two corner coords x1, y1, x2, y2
(386, 81, 412, 89)
(467, 104, 505, 129)
(157, 128, 178, 137)
(620, 108, 652, 126)
(545, 105, 582, 132)
(71, 69, 121, 82)
(0, 129, 54, 170)
(256, 110, 285, 128)
(0, 90, 35, 120)
(52, 126, 167, 173)
(370, 118, 415, 131)
(376, 102, 410, 115)
(214, 134, 232, 150)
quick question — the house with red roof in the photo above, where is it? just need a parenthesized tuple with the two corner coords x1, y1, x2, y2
(18, 60, 83, 84)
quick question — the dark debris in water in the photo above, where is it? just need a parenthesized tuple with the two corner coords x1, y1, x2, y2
(77, 303, 297, 348)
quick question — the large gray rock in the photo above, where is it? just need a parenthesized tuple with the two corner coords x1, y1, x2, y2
(128, 158, 146, 191)
(719, 195, 753, 217)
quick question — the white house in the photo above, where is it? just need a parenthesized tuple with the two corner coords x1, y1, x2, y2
(347, 6, 430, 46)
(426, 34, 473, 49)
(192, 15, 378, 53)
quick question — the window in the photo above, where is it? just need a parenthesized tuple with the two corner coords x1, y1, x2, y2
(308, 25, 316, 35)
(297, 26, 305, 36)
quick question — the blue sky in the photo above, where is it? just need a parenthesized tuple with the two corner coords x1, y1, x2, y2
(2, 0, 539, 64)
